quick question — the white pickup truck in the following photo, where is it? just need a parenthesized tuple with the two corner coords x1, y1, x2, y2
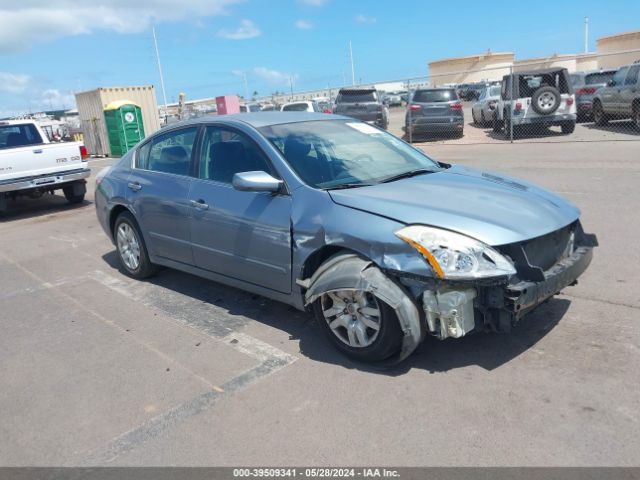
(0, 120, 90, 212)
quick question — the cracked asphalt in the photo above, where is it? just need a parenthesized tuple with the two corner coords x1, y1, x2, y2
(0, 136, 638, 466)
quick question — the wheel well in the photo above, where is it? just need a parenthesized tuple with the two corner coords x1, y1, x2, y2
(301, 245, 354, 280)
(109, 205, 130, 239)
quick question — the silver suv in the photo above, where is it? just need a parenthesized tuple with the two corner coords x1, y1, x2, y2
(592, 62, 640, 131)
(494, 68, 577, 136)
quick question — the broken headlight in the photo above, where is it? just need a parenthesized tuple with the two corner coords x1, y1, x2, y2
(395, 225, 516, 280)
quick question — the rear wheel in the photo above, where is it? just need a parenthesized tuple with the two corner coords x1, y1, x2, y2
(593, 101, 608, 126)
(472, 109, 478, 125)
(114, 211, 157, 279)
(561, 121, 576, 134)
(492, 111, 503, 132)
(481, 111, 486, 126)
(63, 182, 85, 205)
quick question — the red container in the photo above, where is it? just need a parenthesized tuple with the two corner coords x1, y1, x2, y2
(216, 95, 240, 115)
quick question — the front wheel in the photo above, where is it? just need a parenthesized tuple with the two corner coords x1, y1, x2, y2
(114, 211, 157, 279)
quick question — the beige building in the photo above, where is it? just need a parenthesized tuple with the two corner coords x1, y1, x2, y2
(428, 52, 514, 86)
(514, 53, 599, 72)
(597, 30, 640, 69)
(75, 86, 160, 156)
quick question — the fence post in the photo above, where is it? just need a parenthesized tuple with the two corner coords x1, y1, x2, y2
(407, 78, 412, 144)
(509, 65, 514, 143)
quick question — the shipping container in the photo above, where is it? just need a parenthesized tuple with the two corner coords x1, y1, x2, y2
(75, 86, 160, 156)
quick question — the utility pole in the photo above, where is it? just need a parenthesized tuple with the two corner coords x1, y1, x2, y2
(152, 26, 168, 120)
(349, 40, 355, 86)
(584, 17, 589, 53)
(289, 77, 294, 101)
(242, 72, 249, 100)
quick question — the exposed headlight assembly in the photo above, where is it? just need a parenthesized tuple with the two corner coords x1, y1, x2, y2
(395, 225, 516, 280)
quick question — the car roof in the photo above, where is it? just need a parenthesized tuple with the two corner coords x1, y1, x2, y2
(161, 112, 347, 130)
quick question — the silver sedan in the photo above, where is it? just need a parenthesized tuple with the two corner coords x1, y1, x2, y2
(471, 85, 502, 126)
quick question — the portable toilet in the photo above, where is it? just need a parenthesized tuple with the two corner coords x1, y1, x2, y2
(103, 100, 145, 157)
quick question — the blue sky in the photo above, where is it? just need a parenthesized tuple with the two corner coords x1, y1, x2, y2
(1, 0, 639, 116)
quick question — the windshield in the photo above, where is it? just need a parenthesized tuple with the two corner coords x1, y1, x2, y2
(259, 120, 441, 189)
(283, 103, 310, 111)
(412, 90, 457, 103)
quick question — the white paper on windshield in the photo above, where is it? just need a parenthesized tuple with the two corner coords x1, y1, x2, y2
(346, 122, 381, 134)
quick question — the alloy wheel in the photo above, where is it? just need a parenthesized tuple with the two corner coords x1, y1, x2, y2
(117, 223, 141, 271)
(320, 290, 381, 348)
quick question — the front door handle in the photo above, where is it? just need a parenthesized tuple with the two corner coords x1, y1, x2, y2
(190, 199, 209, 210)
(128, 182, 142, 192)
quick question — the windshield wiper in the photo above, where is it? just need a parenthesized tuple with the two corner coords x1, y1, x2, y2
(324, 183, 375, 190)
(379, 168, 435, 184)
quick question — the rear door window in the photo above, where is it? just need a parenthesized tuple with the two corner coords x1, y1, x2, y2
(612, 67, 629, 86)
(624, 65, 640, 85)
(412, 90, 457, 103)
(0, 123, 43, 149)
(585, 72, 614, 85)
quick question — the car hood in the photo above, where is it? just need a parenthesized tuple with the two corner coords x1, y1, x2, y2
(328, 165, 580, 246)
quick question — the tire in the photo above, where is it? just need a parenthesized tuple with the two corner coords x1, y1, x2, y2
(481, 111, 486, 126)
(63, 183, 85, 205)
(633, 105, 640, 132)
(531, 86, 561, 115)
(310, 256, 403, 362)
(561, 121, 576, 134)
(492, 111, 503, 132)
(472, 109, 478, 125)
(593, 101, 608, 126)
(114, 211, 157, 279)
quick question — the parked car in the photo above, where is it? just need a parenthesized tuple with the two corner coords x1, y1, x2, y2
(570, 69, 617, 121)
(94, 112, 596, 362)
(281, 101, 323, 113)
(494, 68, 577, 136)
(333, 88, 389, 129)
(383, 92, 403, 107)
(405, 88, 464, 138)
(0, 120, 89, 212)
(591, 62, 640, 131)
(260, 104, 277, 111)
(240, 103, 261, 113)
(471, 84, 502, 126)
(463, 83, 486, 101)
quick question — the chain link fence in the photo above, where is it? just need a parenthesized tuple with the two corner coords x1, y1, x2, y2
(397, 49, 640, 145)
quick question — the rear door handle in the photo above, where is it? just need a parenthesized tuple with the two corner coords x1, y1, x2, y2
(190, 199, 209, 210)
(128, 182, 142, 192)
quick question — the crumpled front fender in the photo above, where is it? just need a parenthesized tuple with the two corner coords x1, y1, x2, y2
(301, 253, 425, 363)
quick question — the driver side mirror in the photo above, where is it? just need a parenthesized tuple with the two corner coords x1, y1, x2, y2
(232, 171, 283, 193)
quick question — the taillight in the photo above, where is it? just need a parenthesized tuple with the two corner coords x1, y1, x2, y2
(514, 102, 522, 113)
(450, 103, 463, 110)
(79, 145, 89, 160)
(409, 105, 421, 112)
(576, 87, 597, 95)
(323, 108, 333, 114)
(566, 97, 574, 106)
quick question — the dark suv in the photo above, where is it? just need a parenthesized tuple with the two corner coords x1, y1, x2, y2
(592, 62, 640, 131)
(405, 88, 464, 138)
(333, 88, 389, 129)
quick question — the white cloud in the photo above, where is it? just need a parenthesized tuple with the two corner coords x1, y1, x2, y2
(295, 20, 313, 30)
(252, 67, 299, 87)
(218, 19, 261, 40)
(300, 0, 329, 5)
(0, 72, 32, 94)
(0, 0, 243, 52)
(355, 14, 377, 24)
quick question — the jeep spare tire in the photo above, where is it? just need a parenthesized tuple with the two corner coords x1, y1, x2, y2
(531, 86, 561, 115)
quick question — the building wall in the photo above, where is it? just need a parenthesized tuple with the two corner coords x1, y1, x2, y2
(428, 53, 514, 86)
(597, 31, 640, 69)
(75, 85, 160, 156)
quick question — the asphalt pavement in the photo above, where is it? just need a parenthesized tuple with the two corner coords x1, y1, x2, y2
(0, 137, 638, 466)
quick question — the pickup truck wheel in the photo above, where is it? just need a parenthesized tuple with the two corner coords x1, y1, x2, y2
(593, 102, 608, 126)
(63, 183, 86, 205)
(114, 212, 157, 279)
(561, 121, 576, 134)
